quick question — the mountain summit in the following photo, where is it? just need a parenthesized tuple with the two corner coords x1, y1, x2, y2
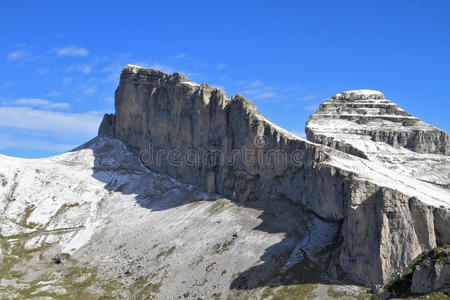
(0, 66, 448, 299)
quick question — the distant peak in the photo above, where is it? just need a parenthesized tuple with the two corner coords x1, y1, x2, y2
(331, 89, 385, 101)
(124, 64, 147, 69)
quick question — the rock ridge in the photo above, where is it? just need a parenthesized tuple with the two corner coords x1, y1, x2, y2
(99, 65, 450, 286)
(307, 89, 449, 155)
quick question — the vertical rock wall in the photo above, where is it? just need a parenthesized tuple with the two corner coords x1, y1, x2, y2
(99, 66, 450, 286)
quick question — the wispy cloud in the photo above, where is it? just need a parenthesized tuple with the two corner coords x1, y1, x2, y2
(0, 133, 77, 152)
(0, 106, 101, 137)
(68, 64, 92, 74)
(47, 91, 61, 97)
(241, 80, 278, 101)
(174, 53, 188, 60)
(55, 46, 89, 57)
(12, 98, 70, 110)
(300, 95, 316, 101)
(304, 105, 318, 111)
(83, 86, 97, 95)
(8, 50, 28, 61)
(216, 63, 226, 70)
(150, 63, 173, 74)
(61, 77, 73, 84)
(252, 92, 277, 100)
(211, 83, 225, 90)
(248, 80, 264, 88)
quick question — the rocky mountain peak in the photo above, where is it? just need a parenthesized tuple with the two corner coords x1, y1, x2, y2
(121, 64, 195, 87)
(306, 89, 450, 187)
(0, 66, 448, 298)
(311, 89, 420, 125)
(307, 89, 449, 154)
(331, 89, 385, 101)
(96, 66, 450, 288)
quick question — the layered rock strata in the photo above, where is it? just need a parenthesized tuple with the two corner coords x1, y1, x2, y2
(99, 65, 450, 285)
(306, 90, 450, 187)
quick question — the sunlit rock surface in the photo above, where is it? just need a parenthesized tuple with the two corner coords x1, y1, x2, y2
(0, 138, 365, 299)
(99, 66, 449, 286)
(306, 89, 450, 187)
(0, 67, 448, 298)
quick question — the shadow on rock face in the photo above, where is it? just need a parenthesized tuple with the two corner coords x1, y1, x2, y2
(80, 137, 343, 291)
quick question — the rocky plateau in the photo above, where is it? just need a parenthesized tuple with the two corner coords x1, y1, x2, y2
(0, 65, 448, 299)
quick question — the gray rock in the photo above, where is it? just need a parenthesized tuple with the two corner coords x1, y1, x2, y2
(382, 246, 449, 297)
(98, 65, 450, 286)
(307, 89, 449, 155)
(306, 89, 450, 188)
(433, 206, 450, 245)
(98, 113, 115, 138)
(411, 260, 450, 294)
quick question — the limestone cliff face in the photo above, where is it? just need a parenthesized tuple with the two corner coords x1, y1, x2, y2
(99, 65, 450, 286)
(107, 65, 348, 220)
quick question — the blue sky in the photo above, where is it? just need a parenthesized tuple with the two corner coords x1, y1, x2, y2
(1, 1, 449, 158)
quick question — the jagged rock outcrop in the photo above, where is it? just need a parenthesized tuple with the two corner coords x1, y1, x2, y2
(384, 246, 450, 297)
(98, 113, 115, 138)
(411, 252, 450, 294)
(99, 65, 450, 286)
(306, 90, 450, 187)
(306, 90, 449, 155)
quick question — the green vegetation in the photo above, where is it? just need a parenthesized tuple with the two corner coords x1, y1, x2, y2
(261, 284, 318, 300)
(327, 286, 371, 299)
(227, 284, 319, 300)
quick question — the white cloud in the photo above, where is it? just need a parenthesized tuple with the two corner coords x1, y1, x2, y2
(83, 86, 97, 95)
(55, 46, 89, 57)
(242, 88, 277, 101)
(150, 64, 173, 74)
(175, 53, 187, 59)
(300, 95, 316, 101)
(47, 91, 61, 97)
(61, 77, 73, 84)
(0, 107, 101, 137)
(12, 98, 71, 110)
(304, 105, 318, 111)
(252, 92, 276, 100)
(8, 50, 28, 61)
(242, 80, 277, 101)
(0, 133, 77, 152)
(68, 64, 92, 74)
(248, 80, 264, 88)
(239, 80, 279, 100)
(216, 63, 226, 70)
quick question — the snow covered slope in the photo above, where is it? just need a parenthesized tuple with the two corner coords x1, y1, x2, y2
(0, 137, 355, 299)
(1, 69, 449, 298)
(306, 89, 450, 187)
(99, 66, 449, 286)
